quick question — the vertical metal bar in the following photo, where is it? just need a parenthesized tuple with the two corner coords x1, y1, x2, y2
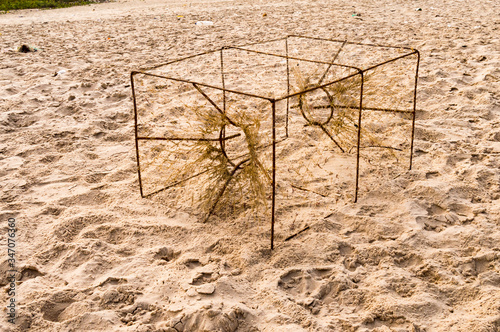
(131, 72, 145, 198)
(285, 37, 290, 138)
(409, 51, 420, 170)
(271, 100, 277, 250)
(220, 48, 227, 151)
(220, 47, 226, 113)
(354, 71, 364, 203)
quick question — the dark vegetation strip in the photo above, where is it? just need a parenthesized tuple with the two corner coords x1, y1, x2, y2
(0, 0, 105, 11)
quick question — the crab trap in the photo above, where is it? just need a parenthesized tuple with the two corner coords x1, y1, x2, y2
(131, 35, 420, 249)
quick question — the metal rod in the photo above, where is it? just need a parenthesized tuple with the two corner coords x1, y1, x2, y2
(271, 101, 276, 250)
(140, 48, 221, 71)
(410, 51, 420, 170)
(220, 48, 228, 160)
(355, 70, 364, 203)
(291, 103, 414, 114)
(284, 225, 310, 242)
(223, 137, 287, 163)
(132, 70, 272, 101)
(287, 34, 416, 52)
(297, 89, 334, 126)
(221, 47, 226, 112)
(192, 83, 238, 127)
(228, 46, 360, 71)
(203, 158, 250, 223)
(285, 37, 290, 138)
(296, 88, 344, 152)
(318, 124, 345, 153)
(275, 71, 362, 102)
(131, 72, 144, 198)
(362, 50, 419, 73)
(318, 40, 347, 85)
(137, 133, 241, 142)
(144, 170, 210, 198)
(236, 36, 288, 49)
(362, 145, 403, 151)
(219, 125, 235, 167)
(291, 184, 328, 197)
(132, 49, 417, 103)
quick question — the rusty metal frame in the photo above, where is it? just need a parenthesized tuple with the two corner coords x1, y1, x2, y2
(131, 35, 420, 250)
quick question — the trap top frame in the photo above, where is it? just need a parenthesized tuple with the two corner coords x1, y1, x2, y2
(131, 35, 420, 250)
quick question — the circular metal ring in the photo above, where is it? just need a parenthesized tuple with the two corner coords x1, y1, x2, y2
(297, 86, 335, 127)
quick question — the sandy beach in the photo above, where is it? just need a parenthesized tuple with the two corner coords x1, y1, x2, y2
(1, 0, 500, 331)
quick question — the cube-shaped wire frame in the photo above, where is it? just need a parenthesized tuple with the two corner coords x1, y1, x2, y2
(131, 35, 420, 249)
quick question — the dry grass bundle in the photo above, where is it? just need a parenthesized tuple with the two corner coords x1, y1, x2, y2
(292, 66, 362, 152)
(292, 65, 408, 158)
(169, 103, 272, 222)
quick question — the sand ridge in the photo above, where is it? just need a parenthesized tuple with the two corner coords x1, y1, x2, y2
(1, 0, 500, 331)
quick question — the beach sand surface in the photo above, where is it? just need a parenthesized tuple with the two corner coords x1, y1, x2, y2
(1, 0, 500, 331)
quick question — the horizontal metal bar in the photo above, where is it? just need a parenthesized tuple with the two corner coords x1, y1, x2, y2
(131, 71, 272, 101)
(363, 50, 419, 73)
(286, 35, 416, 52)
(234, 36, 288, 49)
(137, 133, 241, 142)
(225, 137, 287, 162)
(291, 103, 414, 114)
(362, 145, 403, 151)
(140, 48, 221, 71)
(275, 71, 362, 101)
(228, 46, 361, 71)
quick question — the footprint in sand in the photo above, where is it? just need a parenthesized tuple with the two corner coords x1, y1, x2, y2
(277, 267, 359, 313)
(35, 290, 78, 323)
(153, 246, 181, 263)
